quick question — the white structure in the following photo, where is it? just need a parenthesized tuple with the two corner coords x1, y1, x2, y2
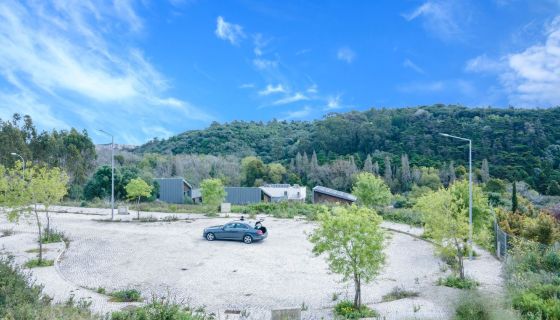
(260, 184, 306, 202)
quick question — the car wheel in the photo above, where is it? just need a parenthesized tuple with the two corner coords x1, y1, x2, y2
(206, 233, 215, 241)
(243, 235, 253, 244)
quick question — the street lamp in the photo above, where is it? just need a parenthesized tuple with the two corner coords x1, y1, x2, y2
(439, 133, 473, 261)
(98, 129, 115, 220)
(10, 152, 25, 179)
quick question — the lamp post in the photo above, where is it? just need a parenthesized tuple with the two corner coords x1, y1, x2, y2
(10, 152, 25, 179)
(439, 133, 473, 261)
(98, 129, 115, 220)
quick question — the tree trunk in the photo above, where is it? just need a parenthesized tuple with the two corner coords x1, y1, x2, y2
(353, 273, 362, 309)
(457, 246, 465, 280)
(137, 197, 140, 220)
(34, 204, 43, 263)
(45, 210, 50, 239)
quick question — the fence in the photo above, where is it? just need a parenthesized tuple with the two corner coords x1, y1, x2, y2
(494, 220, 560, 260)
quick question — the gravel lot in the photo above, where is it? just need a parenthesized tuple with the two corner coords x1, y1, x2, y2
(0, 207, 504, 319)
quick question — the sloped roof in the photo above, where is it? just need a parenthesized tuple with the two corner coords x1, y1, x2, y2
(312, 186, 357, 202)
(155, 177, 193, 189)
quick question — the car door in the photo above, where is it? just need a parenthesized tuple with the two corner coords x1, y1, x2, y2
(220, 223, 236, 239)
(232, 223, 249, 240)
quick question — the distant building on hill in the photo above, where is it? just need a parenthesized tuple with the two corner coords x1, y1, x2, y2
(312, 186, 357, 205)
(260, 184, 306, 202)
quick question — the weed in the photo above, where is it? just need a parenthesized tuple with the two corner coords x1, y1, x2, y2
(110, 289, 142, 302)
(96, 287, 106, 294)
(1, 229, 14, 237)
(382, 286, 419, 302)
(301, 301, 308, 311)
(413, 304, 421, 313)
(41, 228, 65, 244)
(437, 275, 478, 290)
(24, 258, 54, 268)
(334, 300, 378, 319)
(332, 292, 340, 301)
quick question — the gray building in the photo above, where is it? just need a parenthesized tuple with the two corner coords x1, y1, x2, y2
(225, 187, 262, 205)
(155, 178, 196, 204)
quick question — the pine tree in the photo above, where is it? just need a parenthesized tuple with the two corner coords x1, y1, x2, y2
(308, 150, 322, 186)
(384, 156, 392, 185)
(512, 181, 518, 213)
(401, 154, 411, 190)
(363, 154, 373, 173)
(372, 161, 380, 176)
(481, 159, 490, 183)
(449, 161, 456, 184)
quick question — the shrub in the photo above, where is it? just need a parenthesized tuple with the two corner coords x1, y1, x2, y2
(232, 202, 328, 220)
(381, 286, 419, 302)
(380, 208, 423, 226)
(24, 259, 54, 268)
(110, 289, 142, 302)
(437, 275, 478, 289)
(334, 300, 377, 319)
(452, 291, 516, 320)
(41, 229, 65, 244)
(110, 297, 214, 320)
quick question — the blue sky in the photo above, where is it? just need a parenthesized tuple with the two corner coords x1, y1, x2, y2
(0, 0, 559, 144)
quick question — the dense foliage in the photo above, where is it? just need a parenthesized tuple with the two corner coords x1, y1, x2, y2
(0, 114, 96, 199)
(136, 105, 560, 194)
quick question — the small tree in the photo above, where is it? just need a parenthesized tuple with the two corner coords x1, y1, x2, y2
(415, 180, 490, 279)
(125, 178, 153, 219)
(512, 181, 518, 213)
(200, 178, 226, 206)
(29, 166, 68, 239)
(352, 172, 391, 208)
(309, 205, 385, 309)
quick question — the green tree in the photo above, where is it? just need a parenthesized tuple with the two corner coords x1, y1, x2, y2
(125, 178, 153, 219)
(29, 166, 68, 239)
(415, 180, 490, 279)
(267, 163, 286, 184)
(352, 172, 391, 208)
(512, 181, 518, 214)
(309, 205, 385, 309)
(241, 156, 266, 187)
(200, 178, 226, 206)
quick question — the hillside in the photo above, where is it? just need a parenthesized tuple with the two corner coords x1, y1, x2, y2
(136, 105, 560, 194)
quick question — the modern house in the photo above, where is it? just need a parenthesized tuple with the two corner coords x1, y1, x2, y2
(260, 184, 306, 202)
(312, 186, 357, 205)
(224, 187, 262, 205)
(154, 177, 200, 204)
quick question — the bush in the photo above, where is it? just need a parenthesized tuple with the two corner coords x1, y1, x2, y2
(453, 291, 516, 320)
(381, 286, 419, 302)
(24, 259, 54, 268)
(232, 202, 328, 220)
(110, 289, 142, 302)
(0, 257, 97, 319)
(380, 208, 423, 226)
(111, 297, 214, 320)
(437, 275, 478, 289)
(41, 229, 65, 244)
(334, 300, 377, 319)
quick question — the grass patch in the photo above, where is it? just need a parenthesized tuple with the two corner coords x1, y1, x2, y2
(111, 297, 214, 320)
(382, 286, 420, 302)
(136, 215, 158, 223)
(25, 248, 49, 254)
(96, 287, 106, 295)
(109, 289, 142, 302)
(24, 259, 54, 268)
(334, 300, 378, 319)
(454, 291, 517, 320)
(437, 275, 478, 290)
(40, 229, 65, 244)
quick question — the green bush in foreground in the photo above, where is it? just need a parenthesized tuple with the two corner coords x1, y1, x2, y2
(334, 300, 377, 319)
(24, 258, 54, 268)
(437, 275, 478, 289)
(110, 289, 142, 302)
(453, 291, 518, 320)
(0, 257, 97, 320)
(41, 228, 66, 244)
(111, 298, 215, 320)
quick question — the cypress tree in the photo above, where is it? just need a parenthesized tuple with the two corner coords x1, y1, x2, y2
(512, 181, 518, 213)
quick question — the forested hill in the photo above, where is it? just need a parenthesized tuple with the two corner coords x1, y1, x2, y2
(136, 105, 560, 193)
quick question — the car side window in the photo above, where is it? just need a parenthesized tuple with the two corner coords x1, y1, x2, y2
(237, 223, 248, 229)
(225, 223, 234, 229)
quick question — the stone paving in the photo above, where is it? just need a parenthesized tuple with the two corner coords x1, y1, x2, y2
(0, 206, 505, 319)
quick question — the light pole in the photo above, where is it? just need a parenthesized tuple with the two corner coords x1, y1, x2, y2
(10, 152, 25, 179)
(98, 129, 115, 220)
(439, 133, 473, 261)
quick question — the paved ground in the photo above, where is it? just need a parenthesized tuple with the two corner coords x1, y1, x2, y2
(0, 206, 504, 319)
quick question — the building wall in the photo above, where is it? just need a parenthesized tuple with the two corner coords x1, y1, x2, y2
(155, 178, 187, 204)
(225, 187, 262, 205)
(313, 191, 354, 205)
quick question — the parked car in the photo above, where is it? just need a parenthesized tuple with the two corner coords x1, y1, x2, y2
(203, 220, 268, 244)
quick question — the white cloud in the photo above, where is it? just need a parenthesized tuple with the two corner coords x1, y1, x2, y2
(402, 1, 463, 41)
(337, 47, 356, 63)
(239, 83, 255, 89)
(0, 0, 213, 143)
(253, 33, 270, 56)
(403, 59, 426, 74)
(258, 84, 286, 96)
(281, 106, 312, 120)
(307, 84, 318, 94)
(272, 92, 309, 105)
(215, 16, 245, 45)
(253, 58, 278, 70)
(466, 16, 560, 106)
(324, 94, 342, 110)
